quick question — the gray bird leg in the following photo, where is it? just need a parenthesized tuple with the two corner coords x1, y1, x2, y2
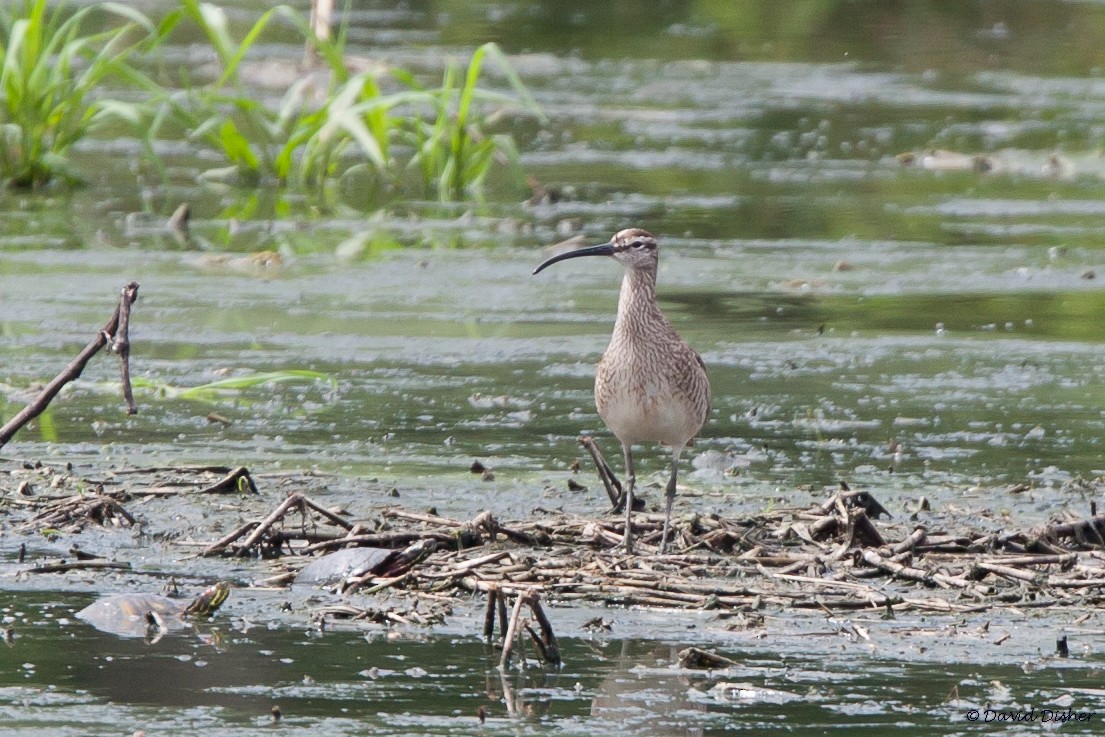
(621, 442, 636, 554)
(659, 447, 683, 553)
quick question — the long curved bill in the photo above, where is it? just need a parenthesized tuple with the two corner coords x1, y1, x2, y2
(532, 242, 616, 275)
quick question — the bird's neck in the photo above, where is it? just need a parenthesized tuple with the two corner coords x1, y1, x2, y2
(613, 267, 664, 335)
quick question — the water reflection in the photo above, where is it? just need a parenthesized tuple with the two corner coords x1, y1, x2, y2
(5, 590, 1105, 736)
(589, 642, 706, 736)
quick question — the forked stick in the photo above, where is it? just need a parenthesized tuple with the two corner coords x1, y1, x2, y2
(0, 282, 140, 448)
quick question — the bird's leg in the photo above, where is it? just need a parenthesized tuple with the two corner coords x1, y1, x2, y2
(621, 443, 636, 555)
(659, 447, 683, 554)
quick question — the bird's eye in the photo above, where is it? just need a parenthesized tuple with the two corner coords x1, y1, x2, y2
(631, 240, 645, 249)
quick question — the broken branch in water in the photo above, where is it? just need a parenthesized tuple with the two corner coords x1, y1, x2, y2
(28, 559, 132, 574)
(202, 491, 355, 557)
(490, 587, 561, 668)
(498, 591, 527, 669)
(483, 585, 501, 641)
(0, 282, 140, 448)
(524, 593, 561, 665)
(578, 435, 622, 510)
(17, 491, 137, 534)
(113, 282, 138, 414)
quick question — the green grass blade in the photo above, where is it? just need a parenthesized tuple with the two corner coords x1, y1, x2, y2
(176, 370, 335, 400)
(132, 370, 334, 402)
(471, 41, 545, 120)
(98, 3, 156, 34)
(213, 6, 285, 89)
(217, 118, 259, 169)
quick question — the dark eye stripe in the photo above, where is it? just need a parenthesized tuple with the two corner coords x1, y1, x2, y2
(614, 238, 656, 252)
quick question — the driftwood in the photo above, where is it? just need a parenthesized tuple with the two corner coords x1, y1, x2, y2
(27, 560, 132, 574)
(486, 587, 560, 668)
(16, 491, 137, 534)
(311, 600, 450, 629)
(202, 492, 354, 557)
(11, 463, 1105, 626)
(0, 282, 140, 448)
(679, 646, 738, 669)
(578, 435, 622, 509)
(264, 489, 1105, 618)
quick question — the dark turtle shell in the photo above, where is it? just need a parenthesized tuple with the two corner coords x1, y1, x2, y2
(295, 547, 400, 585)
(295, 541, 436, 586)
(76, 581, 230, 638)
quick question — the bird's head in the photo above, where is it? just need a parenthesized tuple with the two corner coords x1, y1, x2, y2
(533, 228, 659, 275)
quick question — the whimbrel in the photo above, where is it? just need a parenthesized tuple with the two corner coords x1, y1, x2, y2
(534, 229, 711, 553)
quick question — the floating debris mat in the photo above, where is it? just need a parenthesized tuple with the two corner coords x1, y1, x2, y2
(7, 461, 1105, 616)
(210, 486, 1105, 616)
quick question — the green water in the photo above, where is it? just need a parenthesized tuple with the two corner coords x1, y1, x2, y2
(5, 0, 1105, 734)
(4, 590, 1105, 737)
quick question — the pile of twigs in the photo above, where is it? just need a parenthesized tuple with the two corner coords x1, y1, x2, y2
(8, 461, 1105, 618)
(371, 506, 1105, 615)
(191, 480, 1105, 616)
(15, 492, 136, 534)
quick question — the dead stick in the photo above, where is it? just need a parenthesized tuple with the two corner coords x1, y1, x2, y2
(28, 560, 132, 574)
(860, 549, 973, 590)
(1042, 515, 1105, 547)
(852, 509, 886, 547)
(451, 550, 512, 574)
(113, 282, 138, 415)
(0, 282, 140, 447)
(1050, 577, 1105, 589)
(203, 493, 307, 556)
(296, 494, 355, 531)
(202, 519, 260, 556)
(232, 494, 309, 555)
(987, 553, 1078, 567)
(259, 494, 354, 545)
(891, 527, 927, 555)
(975, 562, 1041, 584)
(298, 532, 450, 555)
(496, 587, 510, 639)
(526, 594, 561, 666)
(382, 508, 464, 527)
(578, 435, 622, 509)
(483, 586, 499, 641)
(524, 624, 551, 662)
(818, 489, 879, 514)
(95, 496, 138, 526)
(345, 571, 412, 596)
(499, 592, 527, 669)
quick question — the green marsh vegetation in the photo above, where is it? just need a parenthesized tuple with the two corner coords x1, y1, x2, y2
(1, 0, 542, 206)
(0, 0, 155, 187)
(130, 370, 336, 403)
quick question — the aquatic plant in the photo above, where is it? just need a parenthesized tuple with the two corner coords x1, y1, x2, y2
(148, 2, 541, 200)
(0, 0, 542, 202)
(132, 370, 336, 403)
(145, 1, 394, 189)
(399, 42, 540, 201)
(0, 0, 153, 187)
